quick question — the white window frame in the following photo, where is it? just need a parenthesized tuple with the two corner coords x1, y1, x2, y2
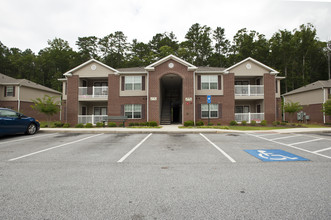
(201, 104, 218, 118)
(124, 104, 142, 119)
(125, 76, 142, 91)
(5, 86, 14, 97)
(201, 75, 218, 90)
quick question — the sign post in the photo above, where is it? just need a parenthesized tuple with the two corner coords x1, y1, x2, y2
(207, 95, 211, 125)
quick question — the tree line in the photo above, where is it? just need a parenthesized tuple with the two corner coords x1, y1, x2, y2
(0, 23, 329, 93)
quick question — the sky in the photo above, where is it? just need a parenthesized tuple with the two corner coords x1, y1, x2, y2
(0, 0, 330, 53)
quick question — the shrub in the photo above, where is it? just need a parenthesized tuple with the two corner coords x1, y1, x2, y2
(280, 122, 287, 126)
(272, 121, 278, 126)
(184, 120, 194, 127)
(75, 123, 84, 128)
(207, 123, 214, 126)
(108, 122, 117, 127)
(129, 122, 135, 127)
(147, 121, 158, 127)
(85, 123, 93, 128)
(261, 120, 267, 126)
(241, 120, 247, 126)
(196, 121, 204, 126)
(140, 122, 148, 126)
(229, 120, 238, 126)
(96, 122, 104, 127)
(217, 123, 221, 126)
(250, 120, 256, 126)
(63, 123, 70, 128)
(53, 121, 64, 127)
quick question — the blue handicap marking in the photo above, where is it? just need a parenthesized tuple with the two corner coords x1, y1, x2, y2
(245, 149, 309, 162)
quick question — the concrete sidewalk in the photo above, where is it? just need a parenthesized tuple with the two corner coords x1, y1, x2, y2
(40, 125, 331, 134)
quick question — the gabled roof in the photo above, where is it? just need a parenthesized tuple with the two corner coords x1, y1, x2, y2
(0, 73, 61, 94)
(63, 59, 118, 76)
(284, 79, 331, 96)
(145, 54, 197, 71)
(224, 57, 279, 74)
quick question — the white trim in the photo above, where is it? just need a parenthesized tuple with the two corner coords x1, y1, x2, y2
(117, 71, 148, 75)
(145, 54, 197, 71)
(63, 59, 118, 76)
(224, 57, 279, 74)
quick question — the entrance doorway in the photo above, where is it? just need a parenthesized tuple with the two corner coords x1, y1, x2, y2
(160, 74, 182, 124)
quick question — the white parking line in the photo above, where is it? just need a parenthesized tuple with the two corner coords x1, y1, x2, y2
(9, 133, 104, 161)
(270, 135, 302, 141)
(248, 133, 331, 160)
(0, 133, 58, 145)
(314, 146, 331, 153)
(200, 133, 236, 163)
(290, 138, 324, 145)
(117, 133, 152, 163)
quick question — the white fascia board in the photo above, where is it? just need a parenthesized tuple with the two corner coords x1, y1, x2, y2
(196, 71, 225, 74)
(225, 57, 279, 74)
(118, 71, 148, 75)
(63, 59, 119, 76)
(146, 54, 197, 70)
(58, 78, 67, 81)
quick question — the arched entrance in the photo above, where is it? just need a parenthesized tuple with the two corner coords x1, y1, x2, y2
(160, 74, 182, 124)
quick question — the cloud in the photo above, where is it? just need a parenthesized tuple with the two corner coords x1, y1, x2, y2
(0, 0, 330, 52)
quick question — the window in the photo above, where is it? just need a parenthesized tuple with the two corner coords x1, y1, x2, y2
(5, 86, 15, 97)
(235, 106, 249, 113)
(94, 107, 107, 115)
(124, 104, 142, 119)
(125, 76, 142, 90)
(201, 104, 218, 118)
(201, 75, 218, 90)
(0, 109, 18, 118)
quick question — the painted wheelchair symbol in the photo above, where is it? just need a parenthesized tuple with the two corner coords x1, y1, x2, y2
(257, 150, 298, 161)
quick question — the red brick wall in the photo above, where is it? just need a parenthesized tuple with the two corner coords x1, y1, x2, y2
(264, 74, 276, 123)
(66, 75, 79, 125)
(285, 103, 331, 124)
(108, 74, 148, 124)
(148, 59, 195, 124)
(276, 98, 282, 122)
(0, 100, 60, 121)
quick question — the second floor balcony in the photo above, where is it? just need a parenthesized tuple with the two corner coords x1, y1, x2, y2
(79, 86, 108, 100)
(235, 85, 264, 98)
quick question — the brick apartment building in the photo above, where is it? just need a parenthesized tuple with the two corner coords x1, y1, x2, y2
(59, 55, 283, 126)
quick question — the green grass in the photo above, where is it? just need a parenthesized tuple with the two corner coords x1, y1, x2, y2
(127, 126, 161, 128)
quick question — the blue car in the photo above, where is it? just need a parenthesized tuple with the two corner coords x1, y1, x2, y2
(0, 108, 40, 136)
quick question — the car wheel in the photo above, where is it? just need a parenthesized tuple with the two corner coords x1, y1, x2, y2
(26, 123, 37, 135)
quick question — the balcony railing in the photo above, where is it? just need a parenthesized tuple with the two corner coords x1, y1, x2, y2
(78, 115, 108, 124)
(235, 85, 264, 96)
(235, 113, 264, 123)
(79, 87, 108, 98)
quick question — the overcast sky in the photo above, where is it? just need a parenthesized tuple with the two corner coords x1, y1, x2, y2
(0, 0, 330, 52)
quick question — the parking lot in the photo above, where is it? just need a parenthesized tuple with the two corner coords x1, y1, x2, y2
(1, 131, 331, 219)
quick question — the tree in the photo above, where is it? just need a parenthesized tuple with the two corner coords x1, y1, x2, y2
(76, 36, 99, 60)
(323, 99, 331, 116)
(284, 101, 303, 122)
(183, 23, 212, 65)
(209, 27, 230, 67)
(31, 95, 61, 126)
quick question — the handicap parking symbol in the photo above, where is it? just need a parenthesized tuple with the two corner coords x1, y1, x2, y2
(245, 149, 309, 162)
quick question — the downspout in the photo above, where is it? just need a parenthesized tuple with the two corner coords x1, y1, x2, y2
(282, 95, 285, 122)
(323, 87, 326, 124)
(193, 70, 196, 125)
(147, 72, 149, 122)
(17, 85, 21, 112)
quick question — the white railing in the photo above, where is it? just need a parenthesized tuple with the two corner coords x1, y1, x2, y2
(235, 113, 264, 123)
(78, 115, 108, 124)
(79, 87, 108, 98)
(235, 85, 264, 96)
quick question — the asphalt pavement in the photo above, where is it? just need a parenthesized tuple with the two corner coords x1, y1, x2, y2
(0, 131, 330, 219)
